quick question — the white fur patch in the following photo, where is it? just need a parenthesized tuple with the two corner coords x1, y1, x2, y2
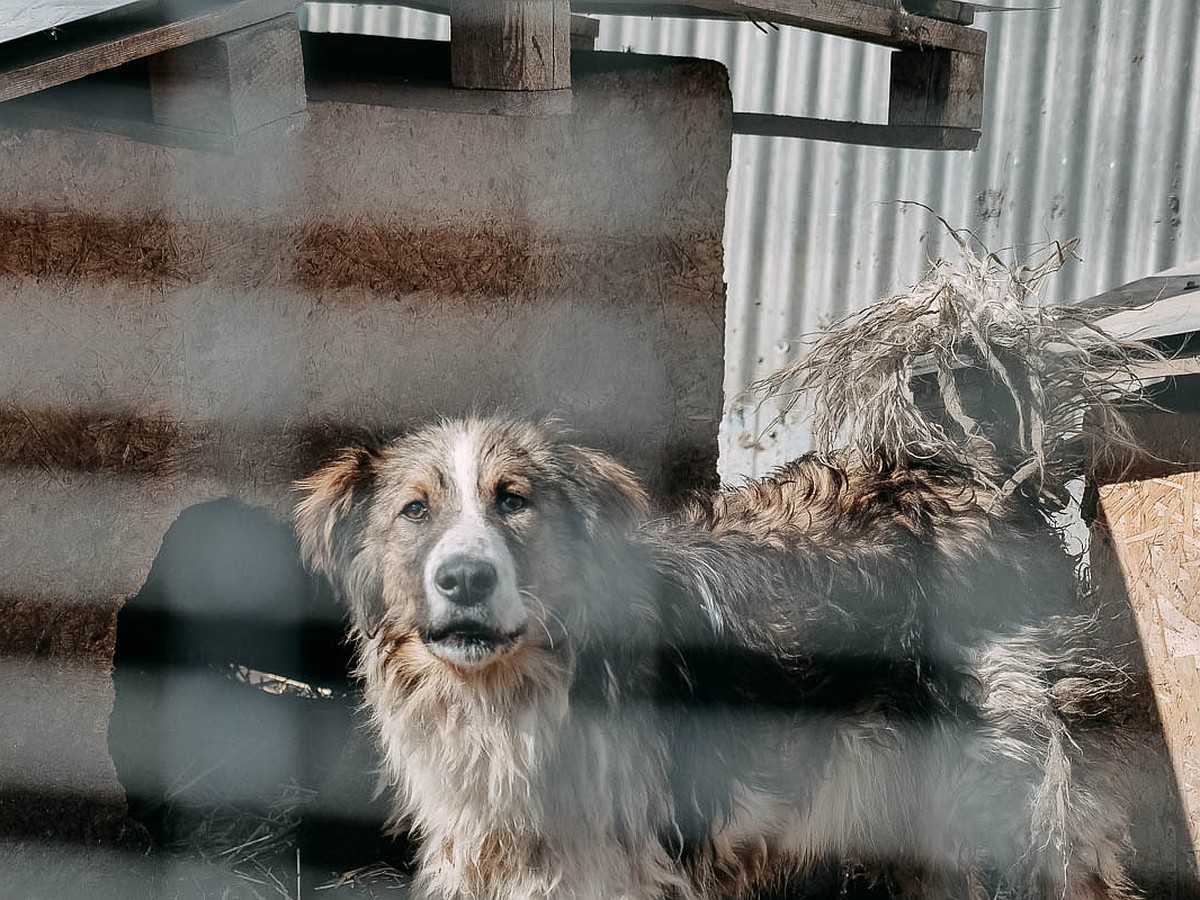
(421, 425, 527, 652)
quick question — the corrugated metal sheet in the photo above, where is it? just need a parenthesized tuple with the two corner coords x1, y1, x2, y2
(301, 1, 1200, 480)
(301, 2, 448, 40)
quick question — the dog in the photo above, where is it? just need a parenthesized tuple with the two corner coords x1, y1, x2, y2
(294, 416, 1137, 900)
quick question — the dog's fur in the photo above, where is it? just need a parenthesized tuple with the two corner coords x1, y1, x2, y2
(295, 417, 1137, 900)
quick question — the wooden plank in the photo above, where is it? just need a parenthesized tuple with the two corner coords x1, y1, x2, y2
(852, 0, 972, 24)
(0, 0, 150, 44)
(569, 1, 743, 19)
(149, 14, 306, 134)
(1093, 466, 1200, 872)
(0, 0, 300, 105)
(733, 111, 979, 150)
(1090, 292, 1200, 345)
(586, 0, 987, 53)
(450, 0, 571, 90)
(570, 13, 600, 49)
(902, 0, 973, 24)
(1078, 259, 1200, 312)
(889, 46, 985, 129)
(0, 95, 306, 152)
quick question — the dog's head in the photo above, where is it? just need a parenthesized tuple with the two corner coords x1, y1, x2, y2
(294, 418, 650, 673)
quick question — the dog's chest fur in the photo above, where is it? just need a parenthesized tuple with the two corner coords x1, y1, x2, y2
(360, 635, 696, 898)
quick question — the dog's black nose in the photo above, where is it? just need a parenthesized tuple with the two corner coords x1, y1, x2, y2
(433, 556, 498, 606)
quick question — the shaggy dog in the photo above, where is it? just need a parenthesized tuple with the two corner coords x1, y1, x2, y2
(294, 417, 1137, 900)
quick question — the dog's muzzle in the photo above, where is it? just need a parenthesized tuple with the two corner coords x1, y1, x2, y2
(422, 553, 526, 669)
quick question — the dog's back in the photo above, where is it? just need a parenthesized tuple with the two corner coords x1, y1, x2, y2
(641, 451, 1135, 899)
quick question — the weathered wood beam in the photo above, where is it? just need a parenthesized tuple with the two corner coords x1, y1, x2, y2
(888, 45, 985, 129)
(570, 14, 600, 50)
(0, 0, 300, 105)
(583, 0, 986, 53)
(1077, 259, 1200, 312)
(733, 112, 979, 150)
(148, 14, 306, 135)
(904, 0, 973, 24)
(450, 0, 571, 90)
(853, 0, 973, 25)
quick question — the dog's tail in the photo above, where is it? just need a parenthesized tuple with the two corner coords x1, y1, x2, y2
(755, 218, 1157, 514)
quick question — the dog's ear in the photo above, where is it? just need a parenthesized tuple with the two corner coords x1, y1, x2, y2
(560, 444, 652, 535)
(294, 446, 384, 633)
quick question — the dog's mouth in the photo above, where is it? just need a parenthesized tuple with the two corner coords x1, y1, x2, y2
(421, 622, 526, 669)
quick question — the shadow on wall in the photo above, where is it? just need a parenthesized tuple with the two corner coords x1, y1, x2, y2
(107, 499, 408, 898)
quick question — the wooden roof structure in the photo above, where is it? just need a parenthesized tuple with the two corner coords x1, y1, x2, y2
(1084, 259, 1200, 382)
(0, 0, 988, 150)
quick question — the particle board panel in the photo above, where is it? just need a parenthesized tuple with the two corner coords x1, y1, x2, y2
(1092, 405, 1200, 876)
(1095, 469, 1200, 868)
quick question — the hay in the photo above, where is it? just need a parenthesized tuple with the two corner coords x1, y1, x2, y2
(0, 211, 187, 285)
(315, 862, 408, 893)
(172, 785, 314, 893)
(755, 215, 1157, 512)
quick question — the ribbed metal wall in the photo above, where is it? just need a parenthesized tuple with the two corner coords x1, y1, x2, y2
(301, 1, 1200, 480)
(301, 2, 448, 39)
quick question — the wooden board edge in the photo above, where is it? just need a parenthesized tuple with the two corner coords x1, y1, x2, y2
(732, 111, 980, 150)
(0, 0, 300, 105)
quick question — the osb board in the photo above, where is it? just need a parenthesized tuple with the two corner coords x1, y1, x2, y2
(0, 594, 127, 837)
(0, 52, 730, 837)
(1095, 467, 1200, 871)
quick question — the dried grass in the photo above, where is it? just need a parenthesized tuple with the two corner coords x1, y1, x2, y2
(158, 782, 314, 900)
(315, 862, 408, 893)
(755, 213, 1159, 512)
(147, 764, 409, 899)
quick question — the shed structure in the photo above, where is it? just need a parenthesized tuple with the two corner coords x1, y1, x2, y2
(0, 0, 737, 887)
(0, 0, 1002, 893)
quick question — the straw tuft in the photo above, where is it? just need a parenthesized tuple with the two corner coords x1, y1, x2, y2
(755, 213, 1158, 513)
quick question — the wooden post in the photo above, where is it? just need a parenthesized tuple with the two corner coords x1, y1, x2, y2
(888, 46, 984, 130)
(149, 14, 306, 135)
(450, 0, 571, 91)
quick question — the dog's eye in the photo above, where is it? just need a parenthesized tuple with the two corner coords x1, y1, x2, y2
(399, 500, 429, 521)
(497, 491, 529, 515)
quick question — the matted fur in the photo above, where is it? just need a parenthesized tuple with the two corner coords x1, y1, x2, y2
(295, 417, 1139, 900)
